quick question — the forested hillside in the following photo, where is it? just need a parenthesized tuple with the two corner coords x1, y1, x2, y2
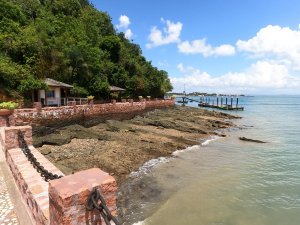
(0, 0, 172, 100)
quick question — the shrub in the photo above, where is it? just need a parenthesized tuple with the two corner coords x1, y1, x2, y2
(87, 95, 94, 101)
(0, 101, 19, 110)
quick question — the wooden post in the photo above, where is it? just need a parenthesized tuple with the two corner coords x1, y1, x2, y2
(231, 97, 233, 108)
(236, 97, 239, 108)
(226, 97, 228, 105)
(217, 97, 219, 106)
(221, 96, 223, 106)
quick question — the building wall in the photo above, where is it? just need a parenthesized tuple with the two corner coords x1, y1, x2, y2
(54, 87, 60, 99)
(39, 90, 45, 99)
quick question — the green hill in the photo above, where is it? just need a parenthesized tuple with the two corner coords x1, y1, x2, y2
(0, 0, 173, 100)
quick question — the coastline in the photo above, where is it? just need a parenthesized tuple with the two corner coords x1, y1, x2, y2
(35, 105, 240, 184)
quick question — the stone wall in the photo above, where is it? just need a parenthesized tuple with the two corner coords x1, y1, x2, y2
(0, 126, 118, 225)
(0, 126, 61, 224)
(145, 98, 175, 109)
(12, 99, 175, 127)
(49, 168, 117, 225)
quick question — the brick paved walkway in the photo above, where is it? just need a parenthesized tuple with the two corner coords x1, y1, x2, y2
(0, 138, 19, 225)
(0, 170, 19, 225)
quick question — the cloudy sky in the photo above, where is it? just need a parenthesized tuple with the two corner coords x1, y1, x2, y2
(91, 0, 300, 95)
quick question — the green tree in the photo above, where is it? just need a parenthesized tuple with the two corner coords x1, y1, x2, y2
(0, 0, 173, 100)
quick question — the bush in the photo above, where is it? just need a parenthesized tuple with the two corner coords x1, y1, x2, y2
(87, 95, 94, 100)
(0, 101, 19, 110)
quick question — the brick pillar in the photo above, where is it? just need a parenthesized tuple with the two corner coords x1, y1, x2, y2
(88, 100, 94, 106)
(0, 113, 15, 127)
(0, 117, 6, 127)
(49, 168, 117, 225)
(33, 101, 42, 111)
(129, 99, 133, 105)
(68, 101, 76, 107)
(3, 126, 32, 151)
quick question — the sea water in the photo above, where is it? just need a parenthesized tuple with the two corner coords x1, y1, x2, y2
(120, 96, 300, 225)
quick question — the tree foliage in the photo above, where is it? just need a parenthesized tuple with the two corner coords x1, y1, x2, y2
(0, 0, 172, 100)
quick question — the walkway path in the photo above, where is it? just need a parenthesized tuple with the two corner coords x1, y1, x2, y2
(0, 170, 19, 224)
(0, 143, 19, 225)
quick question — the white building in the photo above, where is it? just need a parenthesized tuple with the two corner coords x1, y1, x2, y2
(34, 78, 73, 106)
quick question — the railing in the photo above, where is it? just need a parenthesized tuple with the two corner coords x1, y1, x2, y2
(67, 97, 88, 105)
(44, 97, 88, 106)
(45, 97, 67, 106)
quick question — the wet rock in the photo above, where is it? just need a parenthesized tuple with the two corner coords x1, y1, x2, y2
(40, 147, 51, 155)
(239, 137, 267, 143)
(33, 124, 108, 147)
(35, 106, 241, 185)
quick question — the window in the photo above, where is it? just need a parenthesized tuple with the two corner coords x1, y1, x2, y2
(46, 90, 55, 98)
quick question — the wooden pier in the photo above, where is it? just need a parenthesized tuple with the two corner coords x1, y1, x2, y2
(198, 102, 244, 111)
(177, 96, 244, 111)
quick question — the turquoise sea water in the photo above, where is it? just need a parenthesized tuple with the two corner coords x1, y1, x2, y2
(121, 96, 300, 225)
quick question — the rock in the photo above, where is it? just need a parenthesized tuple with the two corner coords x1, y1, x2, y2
(33, 124, 108, 147)
(34, 105, 240, 186)
(40, 148, 51, 155)
(106, 120, 133, 132)
(239, 137, 267, 143)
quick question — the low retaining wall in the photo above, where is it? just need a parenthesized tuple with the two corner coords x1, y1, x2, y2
(9, 99, 175, 127)
(0, 126, 117, 225)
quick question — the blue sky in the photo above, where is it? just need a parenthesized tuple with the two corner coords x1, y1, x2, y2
(91, 0, 300, 94)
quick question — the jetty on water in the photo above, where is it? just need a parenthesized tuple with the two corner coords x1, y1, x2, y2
(178, 96, 244, 111)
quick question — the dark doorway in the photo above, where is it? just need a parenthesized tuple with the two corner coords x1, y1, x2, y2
(33, 90, 39, 102)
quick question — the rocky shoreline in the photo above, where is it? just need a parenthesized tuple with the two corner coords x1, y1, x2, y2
(35, 106, 240, 184)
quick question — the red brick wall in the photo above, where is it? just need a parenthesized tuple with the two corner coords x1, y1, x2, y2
(13, 99, 175, 126)
(145, 99, 175, 109)
(49, 168, 117, 225)
(0, 126, 118, 225)
(1, 126, 63, 224)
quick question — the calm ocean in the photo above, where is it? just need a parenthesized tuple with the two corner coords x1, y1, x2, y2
(120, 95, 300, 225)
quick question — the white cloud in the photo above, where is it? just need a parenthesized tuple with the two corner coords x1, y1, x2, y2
(172, 62, 300, 93)
(116, 15, 134, 40)
(125, 29, 133, 39)
(117, 15, 130, 29)
(237, 25, 300, 70)
(178, 39, 235, 57)
(146, 18, 183, 48)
